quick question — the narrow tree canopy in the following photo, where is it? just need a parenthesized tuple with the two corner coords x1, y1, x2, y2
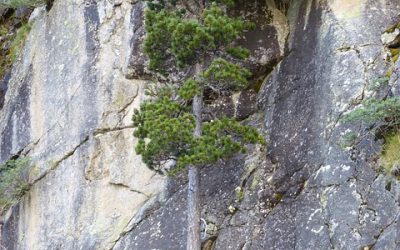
(133, 0, 265, 175)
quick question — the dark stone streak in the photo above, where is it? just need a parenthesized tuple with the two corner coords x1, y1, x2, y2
(0, 204, 20, 249)
(0, 66, 32, 163)
(72, 4, 101, 249)
(254, 0, 324, 248)
(81, 1, 100, 139)
(126, 2, 147, 79)
(266, 0, 323, 189)
(0, 70, 11, 110)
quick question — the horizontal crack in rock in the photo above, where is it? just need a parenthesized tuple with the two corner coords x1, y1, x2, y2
(109, 182, 150, 199)
(93, 125, 134, 136)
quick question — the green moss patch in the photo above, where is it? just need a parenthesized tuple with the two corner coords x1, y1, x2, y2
(389, 48, 400, 64)
(386, 68, 393, 78)
(0, 12, 32, 80)
(385, 21, 400, 34)
(9, 22, 31, 61)
(381, 131, 400, 178)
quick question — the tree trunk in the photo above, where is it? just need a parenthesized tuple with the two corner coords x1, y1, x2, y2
(187, 87, 203, 249)
(187, 164, 201, 250)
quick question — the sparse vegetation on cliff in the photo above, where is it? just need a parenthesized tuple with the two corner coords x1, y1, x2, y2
(341, 93, 400, 178)
(0, 0, 44, 8)
(0, 157, 31, 210)
(0, 13, 32, 80)
(9, 21, 31, 61)
(342, 97, 400, 128)
(341, 23, 400, 175)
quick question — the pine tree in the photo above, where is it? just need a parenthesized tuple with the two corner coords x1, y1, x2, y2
(133, 1, 265, 249)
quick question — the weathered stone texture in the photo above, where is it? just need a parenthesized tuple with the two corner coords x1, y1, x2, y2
(2, 0, 400, 249)
(0, 0, 165, 249)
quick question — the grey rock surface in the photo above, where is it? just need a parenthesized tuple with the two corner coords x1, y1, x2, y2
(1, 0, 400, 249)
(0, 0, 166, 249)
(117, 0, 400, 249)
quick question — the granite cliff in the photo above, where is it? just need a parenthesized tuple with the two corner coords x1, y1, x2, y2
(1, 0, 400, 249)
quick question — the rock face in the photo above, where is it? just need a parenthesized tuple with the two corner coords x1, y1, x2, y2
(1, 0, 400, 249)
(0, 1, 166, 249)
